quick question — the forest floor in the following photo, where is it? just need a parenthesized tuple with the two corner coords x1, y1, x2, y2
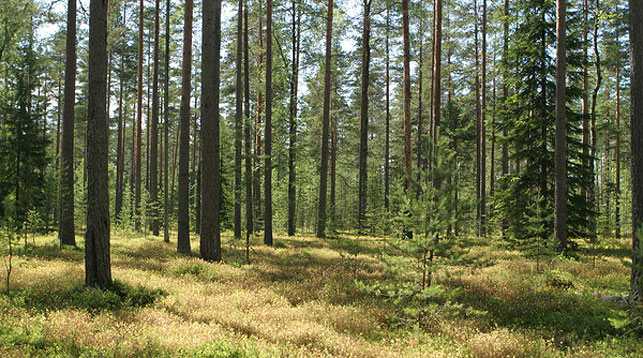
(0, 230, 641, 357)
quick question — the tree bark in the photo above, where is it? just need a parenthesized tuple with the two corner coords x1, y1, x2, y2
(200, 0, 222, 261)
(59, 0, 77, 246)
(316, 0, 333, 238)
(150, 0, 161, 236)
(402, 0, 412, 190)
(234, 0, 243, 241)
(85, 0, 112, 288)
(615, 67, 621, 239)
(474, 0, 481, 234)
(358, 0, 371, 231)
(431, 0, 442, 188)
(384, 0, 390, 210)
(177, 0, 193, 254)
(287, 0, 300, 236)
(244, 0, 254, 238)
(629, 0, 642, 303)
(264, 0, 274, 246)
(135, 0, 144, 230)
(479, 0, 487, 236)
(554, 0, 568, 252)
(590, 0, 602, 240)
(163, 0, 170, 243)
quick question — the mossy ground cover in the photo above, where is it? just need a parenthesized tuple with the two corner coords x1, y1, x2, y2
(0, 231, 640, 357)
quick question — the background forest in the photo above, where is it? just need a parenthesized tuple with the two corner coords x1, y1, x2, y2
(0, 0, 642, 356)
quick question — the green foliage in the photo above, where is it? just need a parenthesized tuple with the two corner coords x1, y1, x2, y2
(5, 280, 166, 313)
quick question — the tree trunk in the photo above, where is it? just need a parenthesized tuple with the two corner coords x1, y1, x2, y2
(287, 0, 300, 236)
(384, 0, 390, 210)
(115, 40, 125, 222)
(628, 0, 642, 303)
(474, 0, 481, 235)
(431, 0, 442, 188)
(244, 0, 254, 238)
(254, 0, 264, 232)
(135, 0, 144, 230)
(582, 0, 589, 202)
(85, 0, 112, 288)
(264, 0, 274, 246)
(200, 0, 222, 261)
(402, 0, 412, 190)
(590, 0, 602, 240)
(234, 0, 243, 241)
(480, 0, 487, 236)
(59, 0, 77, 246)
(615, 67, 621, 239)
(316, 0, 333, 238)
(163, 0, 170, 243)
(358, 0, 371, 231)
(149, 0, 161, 236)
(554, 0, 568, 252)
(177, 0, 193, 254)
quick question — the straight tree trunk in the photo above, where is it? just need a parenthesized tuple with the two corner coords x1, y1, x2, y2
(244, 0, 254, 238)
(628, 0, 642, 303)
(590, 0, 602, 239)
(200, 0, 222, 261)
(254, 1, 264, 232)
(501, 0, 509, 180)
(316, 0, 333, 238)
(287, 0, 300, 236)
(554, 0, 568, 252)
(135, 0, 144, 230)
(402, 0, 412, 190)
(431, 0, 442, 187)
(177, 0, 193, 254)
(474, 0, 481, 234)
(264, 0, 274, 246)
(85, 0, 112, 288)
(115, 43, 125, 222)
(163, 0, 170, 243)
(615, 67, 621, 239)
(582, 0, 590, 201)
(234, 0, 243, 241)
(358, 0, 371, 231)
(150, 0, 161, 236)
(480, 0, 487, 236)
(59, 0, 77, 246)
(384, 0, 390, 210)
(330, 110, 337, 230)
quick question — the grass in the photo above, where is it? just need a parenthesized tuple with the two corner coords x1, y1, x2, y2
(0, 230, 640, 357)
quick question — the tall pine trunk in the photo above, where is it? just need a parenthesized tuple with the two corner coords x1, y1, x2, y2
(150, 0, 161, 236)
(244, 0, 254, 238)
(163, 0, 170, 243)
(234, 0, 243, 241)
(264, 0, 274, 246)
(431, 0, 442, 187)
(135, 0, 144, 230)
(287, 0, 300, 236)
(384, 0, 390, 210)
(357, 0, 371, 231)
(402, 0, 412, 190)
(628, 0, 642, 303)
(85, 0, 112, 288)
(479, 0, 486, 236)
(554, 0, 568, 252)
(316, 0, 333, 238)
(200, 0, 222, 261)
(59, 0, 77, 246)
(177, 0, 193, 254)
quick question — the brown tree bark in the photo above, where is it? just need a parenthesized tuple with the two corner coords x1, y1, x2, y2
(316, 0, 333, 238)
(590, 0, 602, 240)
(287, 0, 301, 236)
(244, 0, 253, 238)
(163, 0, 170, 243)
(431, 0, 442, 187)
(135, 0, 144, 230)
(402, 0, 412, 190)
(149, 0, 161, 236)
(59, 0, 77, 246)
(479, 0, 486, 236)
(357, 0, 371, 231)
(554, 0, 568, 252)
(234, 0, 243, 241)
(628, 0, 642, 303)
(85, 0, 112, 288)
(384, 0, 390, 210)
(615, 67, 621, 239)
(264, 0, 274, 246)
(200, 0, 222, 261)
(177, 0, 193, 254)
